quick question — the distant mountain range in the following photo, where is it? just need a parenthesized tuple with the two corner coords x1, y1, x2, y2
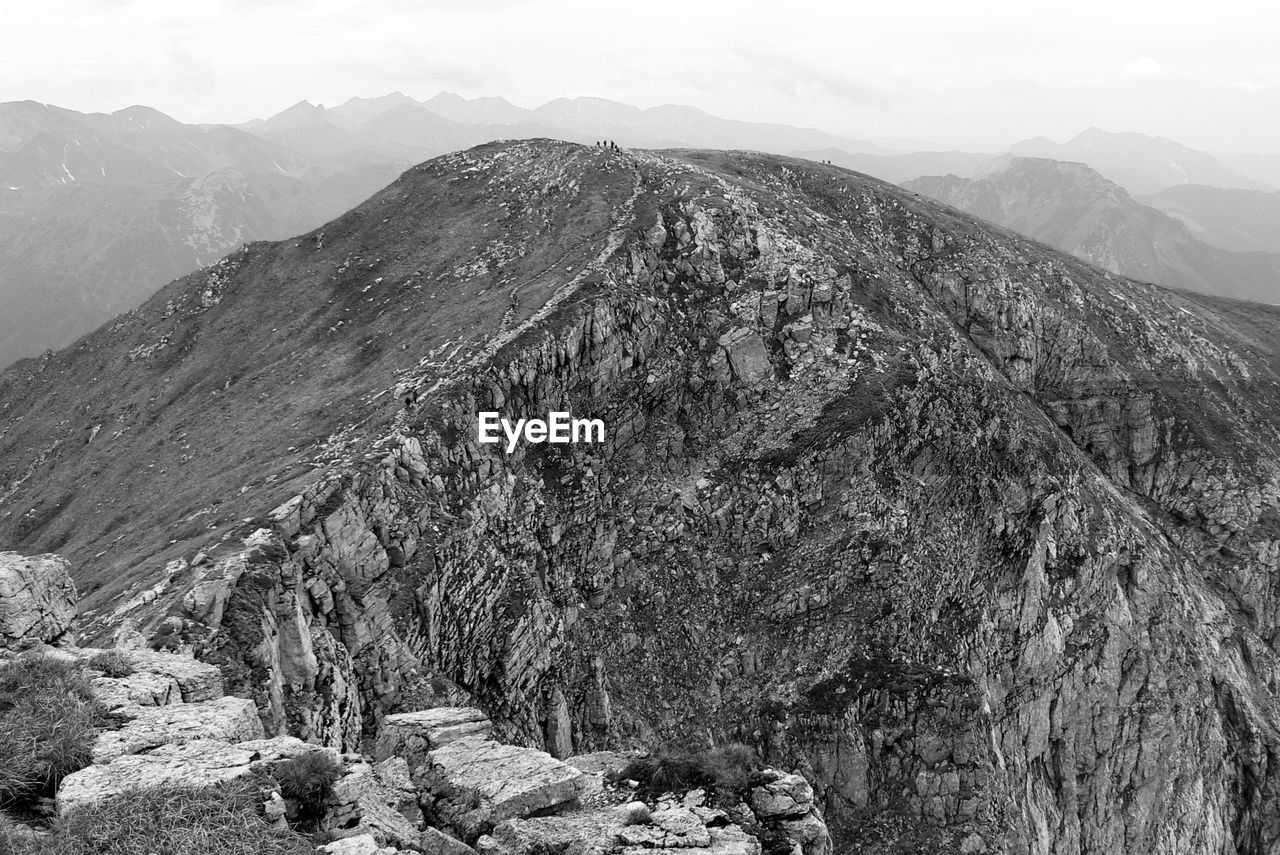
(1007, 128, 1273, 196)
(0, 101, 405, 369)
(0, 93, 912, 370)
(800, 128, 1280, 196)
(904, 156, 1280, 303)
(1141, 184, 1280, 254)
(237, 91, 893, 161)
(3, 91, 1280, 370)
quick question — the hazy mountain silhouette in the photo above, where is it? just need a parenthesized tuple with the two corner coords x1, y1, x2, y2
(1142, 184, 1280, 254)
(0, 101, 403, 369)
(905, 155, 1280, 303)
(1009, 128, 1272, 195)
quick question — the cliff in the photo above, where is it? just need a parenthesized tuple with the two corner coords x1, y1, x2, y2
(3, 140, 1280, 853)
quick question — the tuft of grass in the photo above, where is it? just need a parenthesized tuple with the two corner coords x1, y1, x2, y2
(272, 752, 341, 821)
(0, 656, 105, 811)
(85, 650, 134, 679)
(611, 743, 762, 802)
(15, 780, 313, 855)
(0, 813, 33, 855)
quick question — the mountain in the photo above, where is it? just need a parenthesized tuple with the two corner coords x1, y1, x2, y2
(793, 146, 994, 184)
(422, 91, 532, 125)
(327, 91, 421, 128)
(1142, 183, 1280, 253)
(1009, 127, 1273, 195)
(904, 155, 1280, 302)
(4, 140, 1280, 852)
(530, 97, 891, 153)
(236, 100, 383, 159)
(0, 101, 405, 370)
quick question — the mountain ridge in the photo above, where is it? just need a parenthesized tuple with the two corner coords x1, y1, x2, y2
(4, 140, 1280, 852)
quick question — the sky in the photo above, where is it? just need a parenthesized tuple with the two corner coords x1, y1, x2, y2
(3, 0, 1279, 153)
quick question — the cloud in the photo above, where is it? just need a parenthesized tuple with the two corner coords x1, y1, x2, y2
(1118, 56, 1166, 81)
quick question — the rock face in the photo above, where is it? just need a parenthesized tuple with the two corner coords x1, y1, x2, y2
(0, 551, 76, 645)
(6, 141, 1280, 853)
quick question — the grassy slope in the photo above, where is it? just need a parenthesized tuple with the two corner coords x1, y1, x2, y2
(0, 140, 635, 624)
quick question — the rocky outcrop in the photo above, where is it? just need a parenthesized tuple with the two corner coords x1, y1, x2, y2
(418, 736, 586, 834)
(375, 707, 495, 768)
(0, 551, 76, 646)
(749, 772, 831, 855)
(58, 736, 317, 813)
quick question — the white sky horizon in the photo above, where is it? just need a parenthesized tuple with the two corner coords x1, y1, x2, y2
(5, 0, 1279, 155)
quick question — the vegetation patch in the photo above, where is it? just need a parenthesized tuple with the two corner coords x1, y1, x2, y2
(0, 655, 105, 812)
(610, 743, 763, 804)
(86, 650, 134, 678)
(3, 780, 313, 855)
(271, 752, 341, 825)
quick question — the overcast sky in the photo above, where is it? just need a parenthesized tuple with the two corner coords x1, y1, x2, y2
(3, 0, 1278, 153)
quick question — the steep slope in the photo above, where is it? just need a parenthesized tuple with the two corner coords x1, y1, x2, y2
(904, 156, 1280, 302)
(1143, 184, 1280, 254)
(5, 141, 1280, 853)
(1010, 128, 1272, 195)
(0, 102, 404, 369)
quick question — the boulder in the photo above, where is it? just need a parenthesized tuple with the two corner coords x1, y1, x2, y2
(749, 772, 814, 818)
(421, 735, 585, 829)
(375, 707, 493, 769)
(718, 329, 773, 385)
(0, 552, 77, 646)
(748, 772, 830, 855)
(91, 695, 264, 762)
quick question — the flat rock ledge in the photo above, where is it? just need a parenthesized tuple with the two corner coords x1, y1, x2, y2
(91, 694, 265, 762)
(59, 735, 315, 814)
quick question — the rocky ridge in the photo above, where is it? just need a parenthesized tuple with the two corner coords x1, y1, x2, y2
(4, 141, 1280, 852)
